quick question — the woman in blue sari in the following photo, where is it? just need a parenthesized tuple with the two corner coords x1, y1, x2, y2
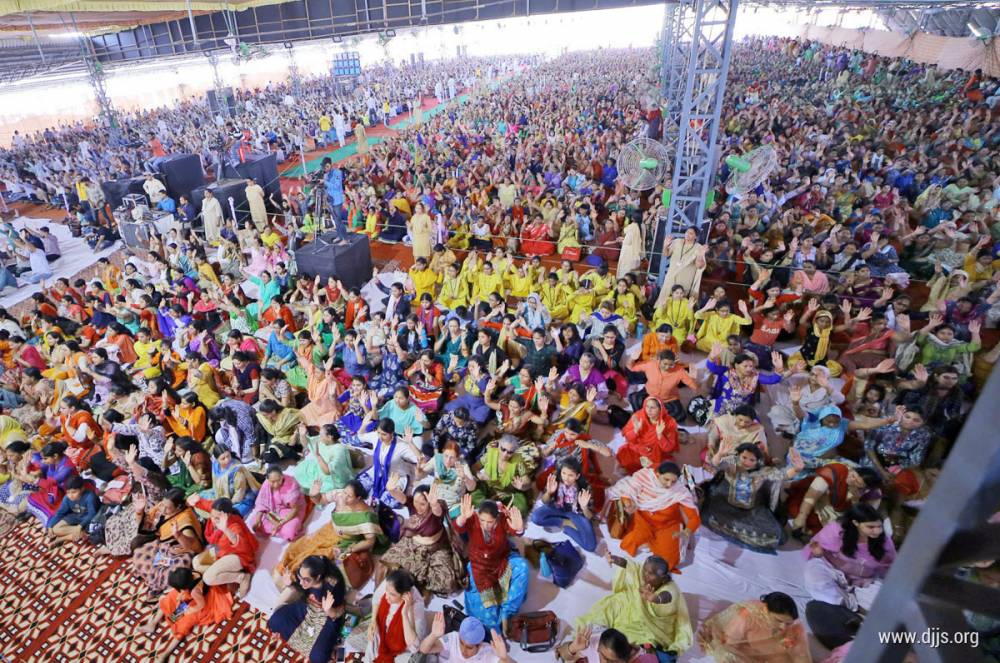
(263, 321, 308, 389)
(435, 317, 469, 377)
(334, 375, 378, 447)
(789, 398, 905, 477)
(200, 445, 260, 516)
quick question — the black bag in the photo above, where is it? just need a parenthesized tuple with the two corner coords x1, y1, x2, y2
(443, 601, 467, 633)
(608, 405, 631, 429)
(687, 395, 712, 426)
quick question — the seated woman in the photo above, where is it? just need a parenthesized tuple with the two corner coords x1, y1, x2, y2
(0, 440, 34, 517)
(275, 480, 388, 590)
(860, 406, 934, 497)
(335, 376, 379, 447)
(405, 349, 445, 414)
(257, 400, 304, 463)
(380, 480, 464, 596)
(132, 487, 204, 599)
(164, 437, 213, 497)
(705, 347, 784, 415)
(697, 591, 811, 662)
(294, 424, 355, 495)
(606, 461, 700, 572)
(768, 365, 845, 437)
(444, 356, 493, 425)
(699, 445, 805, 553)
(189, 495, 258, 598)
(99, 456, 172, 557)
(786, 463, 882, 539)
(358, 419, 423, 507)
(140, 567, 233, 663)
(557, 626, 659, 663)
(530, 458, 597, 552)
(270, 555, 347, 663)
(577, 554, 692, 654)
(165, 392, 209, 444)
(804, 504, 896, 612)
(790, 400, 898, 477)
(545, 383, 597, 435)
(199, 445, 260, 517)
(352, 569, 427, 663)
(419, 438, 477, 519)
(472, 435, 537, 517)
(705, 405, 769, 469)
(617, 397, 680, 475)
(520, 216, 555, 257)
(537, 418, 610, 510)
(25, 442, 79, 526)
(454, 495, 529, 632)
(247, 465, 306, 542)
(55, 396, 100, 471)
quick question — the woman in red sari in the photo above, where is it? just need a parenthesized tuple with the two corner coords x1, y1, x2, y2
(58, 396, 100, 471)
(785, 462, 883, 538)
(606, 461, 700, 572)
(519, 216, 555, 257)
(617, 397, 680, 474)
(366, 569, 425, 663)
(536, 418, 611, 510)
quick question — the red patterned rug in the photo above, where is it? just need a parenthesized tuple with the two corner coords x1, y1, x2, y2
(0, 522, 304, 662)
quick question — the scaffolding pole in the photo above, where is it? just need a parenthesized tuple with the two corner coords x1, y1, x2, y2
(655, 0, 738, 289)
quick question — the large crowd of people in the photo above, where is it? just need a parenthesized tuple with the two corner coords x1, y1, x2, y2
(0, 31, 999, 663)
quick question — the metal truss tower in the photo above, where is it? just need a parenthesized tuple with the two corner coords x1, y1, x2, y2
(286, 44, 303, 98)
(655, 0, 738, 287)
(69, 15, 122, 144)
(207, 50, 232, 118)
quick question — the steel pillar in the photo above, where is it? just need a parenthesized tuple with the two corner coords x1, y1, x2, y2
(655, 0, 738, 289)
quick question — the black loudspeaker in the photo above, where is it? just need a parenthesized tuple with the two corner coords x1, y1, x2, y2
(294, 233, 374, 290)
(101, 176, 148, 210)
(223, 152, 282, 206)
(190, 178, 248, 223)
(207, 87, 237, 117)
(158, 154, 205, 202)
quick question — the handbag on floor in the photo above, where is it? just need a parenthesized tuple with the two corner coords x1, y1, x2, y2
(342, 551, 374, 589)
(606, 499, 632, 540)
(508, 611, 559, 652)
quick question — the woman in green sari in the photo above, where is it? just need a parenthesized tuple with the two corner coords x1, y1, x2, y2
(471, 435, 537, 517)
(293, 423, 356, 495)
(274, 479, 388, 581)
(257, 400, 304, 463)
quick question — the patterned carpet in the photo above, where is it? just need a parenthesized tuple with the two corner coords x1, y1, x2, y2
(0, 522, 303, 663)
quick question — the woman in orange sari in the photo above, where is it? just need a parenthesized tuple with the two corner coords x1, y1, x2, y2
(605, 461, 700, 572)
(697, 592, 812, 662)
(97, 323, 139, 365)
(165, 392, 209, 444)
(299, 354, 343, 427)
(57, 396, 100, 471)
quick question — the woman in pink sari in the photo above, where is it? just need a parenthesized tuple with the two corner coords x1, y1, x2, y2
(697, 592, 812, 662)
(247, 466, 307, 541)
(298, 354, 343, 427)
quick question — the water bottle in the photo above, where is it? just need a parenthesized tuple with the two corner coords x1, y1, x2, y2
(635, 321, 646, 340)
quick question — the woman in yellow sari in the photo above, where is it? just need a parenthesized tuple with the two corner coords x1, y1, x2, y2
(545, 383, 596, 435)
(697, 593, 812, 662)
(556, 218, 580, 254)
(568, 280, 597, 325)
(613, 279, 640, 331)
(186, 362, 221, 409)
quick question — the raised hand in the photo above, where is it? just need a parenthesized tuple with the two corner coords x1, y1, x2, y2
(431, 611, 446, 638)
(386, 472, 402, 493)
(807, 298, 820, 312)
(913, 363, 929, 383)
(490, 629, 509, 659)
(839, 299, 852, 316)
(572, 625, 593, 651)
(856, 307, 873, 322)
(789, 448, 805, 471)
(873, 358, 896, 374)
(507, 504, 524, 532)
(789, 383, 803, 402)
(545, 473, 558, 495)
(586, 386, 598, 403)
(771, 352, 784, 373)
(578, 489, 592, 511)
(970, 319, 982, 335)
(459, 493, 474, 521)
(322, 590, 337, 614)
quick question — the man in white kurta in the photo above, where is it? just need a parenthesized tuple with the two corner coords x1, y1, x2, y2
(333, 111, 347, 148)
(201, 189, 224, 245)
(245, 179, 267, 232)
